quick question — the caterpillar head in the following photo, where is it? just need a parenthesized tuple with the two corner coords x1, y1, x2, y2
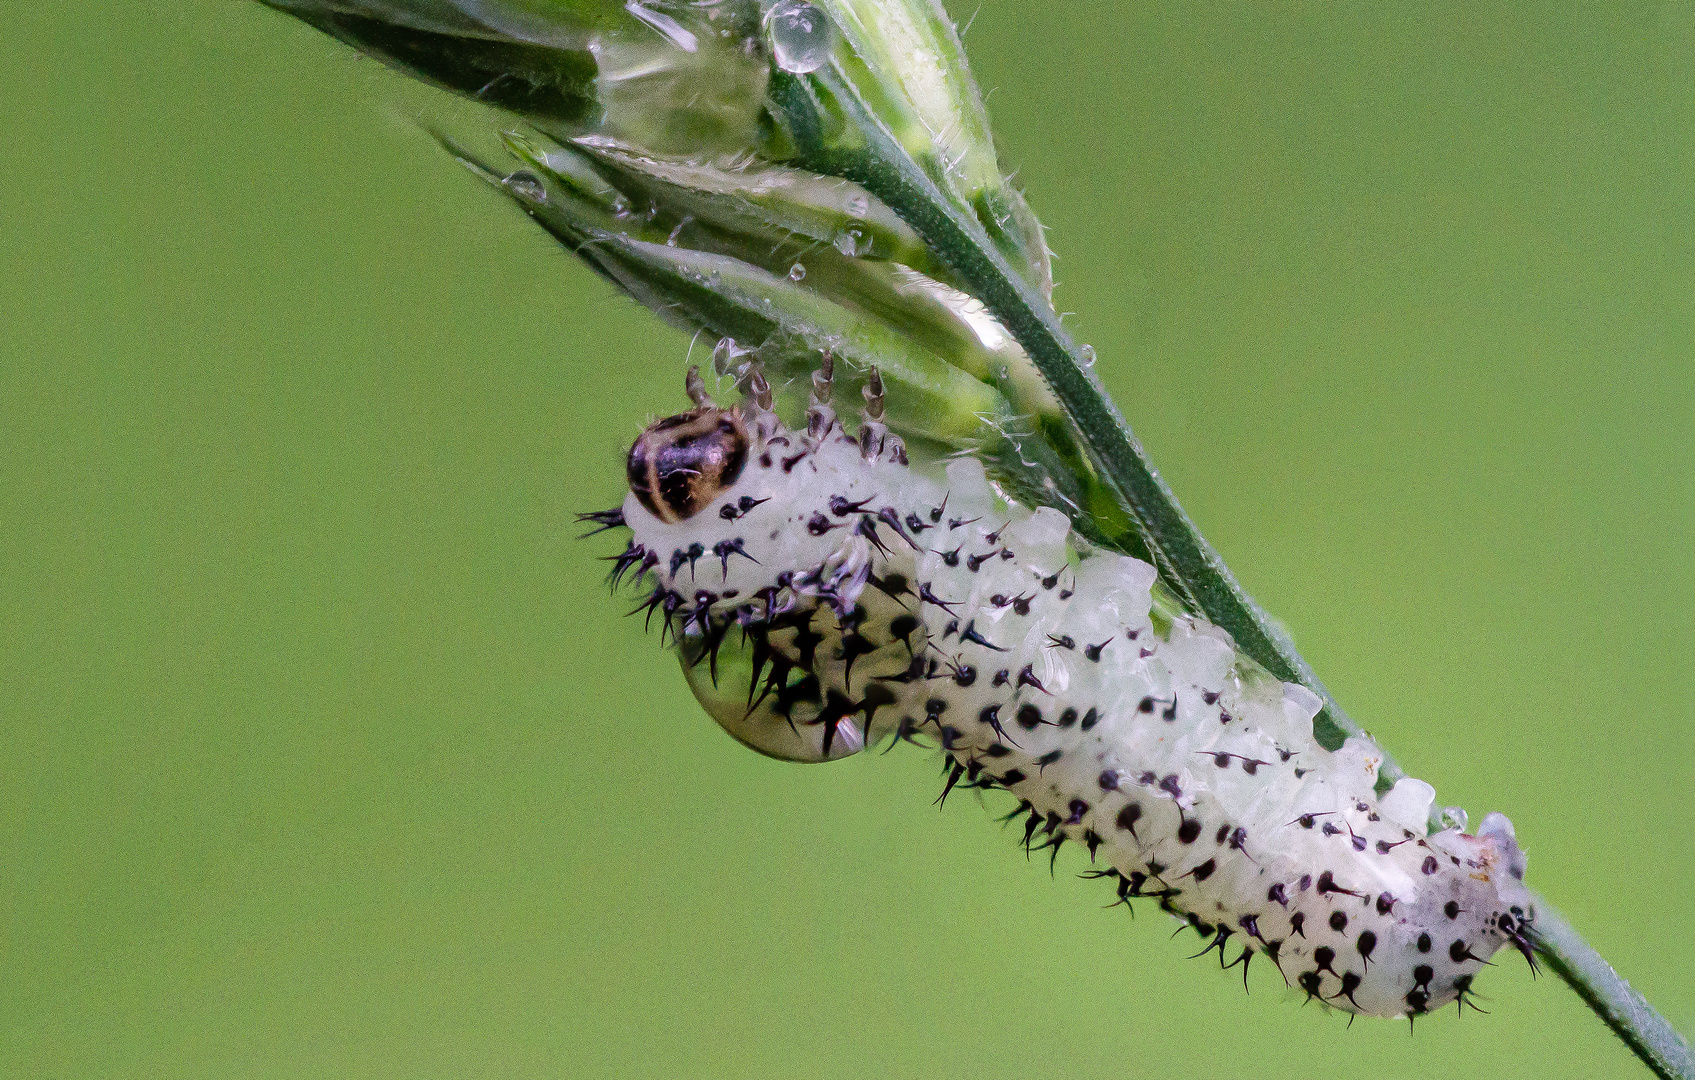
(613, 365, 930, 764)
(626, 407, 750, 524)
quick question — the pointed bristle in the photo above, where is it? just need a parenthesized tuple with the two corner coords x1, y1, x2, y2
(575, 507, 627, 537)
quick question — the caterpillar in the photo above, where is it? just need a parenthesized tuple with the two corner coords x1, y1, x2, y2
(587, 363, 1537, 1019)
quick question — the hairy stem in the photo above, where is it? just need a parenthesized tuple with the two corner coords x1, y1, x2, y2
(1531, 900, 1693, 1080)
(769, 71, 1380, 772)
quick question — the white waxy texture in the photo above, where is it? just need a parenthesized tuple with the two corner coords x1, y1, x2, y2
(614, 403, 1535, 1017)
(1380, 778, 1439, 833)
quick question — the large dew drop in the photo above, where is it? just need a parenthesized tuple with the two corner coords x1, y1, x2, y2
(767, 0, 833, 75)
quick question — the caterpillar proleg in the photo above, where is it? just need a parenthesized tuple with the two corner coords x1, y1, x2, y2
(591, 365, 1536, 1019)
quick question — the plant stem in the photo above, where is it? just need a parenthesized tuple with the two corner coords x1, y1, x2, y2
(1531, 899, 1694, 1080)
(770, 71, 1381, 770)
(772, 67, 1692, 1080)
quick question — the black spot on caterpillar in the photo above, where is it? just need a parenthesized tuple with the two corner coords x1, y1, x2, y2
(590, 369, 1536, 1018)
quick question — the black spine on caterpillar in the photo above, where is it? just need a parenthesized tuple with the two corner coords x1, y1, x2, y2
(590, 367, 1536, 1019)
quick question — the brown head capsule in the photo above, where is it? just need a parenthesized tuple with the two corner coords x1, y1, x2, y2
(627, 408, 749, 523)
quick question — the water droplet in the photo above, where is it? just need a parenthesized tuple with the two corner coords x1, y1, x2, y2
(832, 227, 868, 257)
(1079, 343, 1096, 367)
(611, 195, 633, 220)
(845, 193, 869, 218)
(711, 336, 747, 377)
(767, 0, 833, 74)
(1441, 806, 1469, 831)
(788, 263, 807, 281)
(503, 171, 547, 204)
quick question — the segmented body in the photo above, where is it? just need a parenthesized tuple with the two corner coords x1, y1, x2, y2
(598, 387, 1535, 1018)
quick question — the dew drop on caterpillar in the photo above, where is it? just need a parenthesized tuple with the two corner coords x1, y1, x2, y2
(589, 366, 1536, 1019)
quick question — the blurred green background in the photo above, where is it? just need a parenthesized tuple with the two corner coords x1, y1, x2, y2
(3, 3, 1691, 1078)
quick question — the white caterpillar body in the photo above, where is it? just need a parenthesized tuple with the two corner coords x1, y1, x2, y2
(600, 383, 1535, 1019)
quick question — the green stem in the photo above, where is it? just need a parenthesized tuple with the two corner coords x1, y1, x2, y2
(1530, 898, 1693, 1080)
(770, 72, 1378, 770)
(772, 67, 1692, 1080)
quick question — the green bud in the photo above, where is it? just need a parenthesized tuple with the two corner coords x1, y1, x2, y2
(274, 0, 1122, 544)
(786, 0, 1052, 299)
(453, 136, 1001, 447)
